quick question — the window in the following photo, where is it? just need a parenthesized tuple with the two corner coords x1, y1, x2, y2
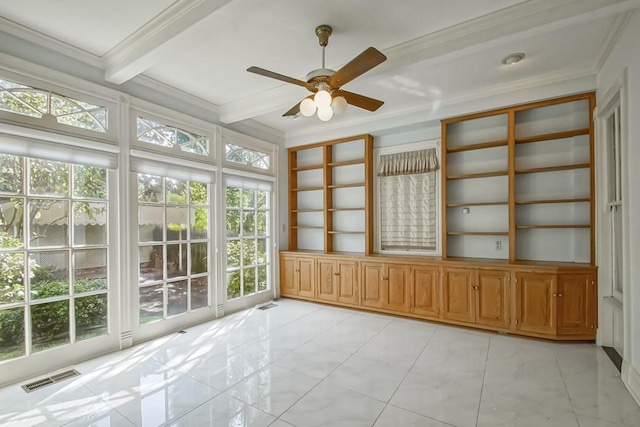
(225, 182, 270, 300)
(137, 174, 210, 324)
(0, 78, 107, 133)
(136, 117, 209, 156)
(225, 143, 270, 170)
(0, 154, 110, 361)
(605, 103, 623, 300)
(376, 143, 440, 253)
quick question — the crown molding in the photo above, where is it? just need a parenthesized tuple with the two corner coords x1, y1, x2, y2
(0, 17, 102, 68)
(133, 75, 220, 115)
(284, 67, 596, 146)
(102, 0, 232, 84)
(593, 11, 633, 72)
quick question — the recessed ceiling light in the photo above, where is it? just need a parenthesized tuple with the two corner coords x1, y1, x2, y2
(502, 53, 525, 65)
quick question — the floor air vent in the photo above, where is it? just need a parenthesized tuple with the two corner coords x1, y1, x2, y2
(258, 303, 278, 311)
(22, 369, 81, 393)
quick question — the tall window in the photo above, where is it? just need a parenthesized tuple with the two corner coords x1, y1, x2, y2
(137, 174, 210, 324)
(225, 183, 270, 300)
(0, 155, 109, 361)
(605, 103, 623, 300)
(376, 144, 440, 253)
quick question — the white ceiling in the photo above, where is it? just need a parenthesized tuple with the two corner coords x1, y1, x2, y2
(0, 0, 638, 142)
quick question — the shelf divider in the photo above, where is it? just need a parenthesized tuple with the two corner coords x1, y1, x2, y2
(516, 224, 590, 229)
(446, 139, 508, 153)
(515, 128, 590, 145)
(516, 197, 590, 205)
(327, 158, 365, 167)
(447, 231, 509, 236)
(515, 163, 590, 174)
(291, 163, 324, 171)
(447, 170, 508, 180)
(327, 182, 365, 189)
(447, 201, 508, 207)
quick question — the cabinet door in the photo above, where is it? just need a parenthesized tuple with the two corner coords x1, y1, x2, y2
(516, 272, 556, 336)
(442, 268, 475, 323)
(317, 259, 337, 302)
(337, 261, 359, 305)
(411, 266, 440, 318)
(557, 273, 595, 336)
(361, 262, 384, 308)
(476, 269, 510, 329)
(298, 258, 315, 298)
(280, 256, 297, 296)
(385, 264, 410, 312)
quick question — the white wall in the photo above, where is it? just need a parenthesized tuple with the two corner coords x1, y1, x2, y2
(597, 9, 640, 403)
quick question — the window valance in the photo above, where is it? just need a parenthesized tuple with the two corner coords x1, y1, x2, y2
(378, 147, 439, 176)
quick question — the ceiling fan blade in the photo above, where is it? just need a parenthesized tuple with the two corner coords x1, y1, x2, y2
(329, 47, 387, 88)
(335, 90, 384, 112)
(247, 66, 316, 92)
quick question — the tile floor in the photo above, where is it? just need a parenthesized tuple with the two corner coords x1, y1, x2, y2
(1, 299, 639, 427)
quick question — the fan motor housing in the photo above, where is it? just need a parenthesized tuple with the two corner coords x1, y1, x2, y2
(306, 68, 335, 82)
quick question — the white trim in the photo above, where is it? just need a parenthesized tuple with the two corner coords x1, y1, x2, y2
(222, 168, 277, 182)
(592, 11, 633, 73)
(373, 138, 442, 256)
(133, 75, 220, 114)
(130, 148, 218, 174)
(0, 17, 103, 68)
(623, 361, 640, 406)
(130, 97, 218, 134)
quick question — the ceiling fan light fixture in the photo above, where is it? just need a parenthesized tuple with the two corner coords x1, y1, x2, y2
(314, 90, 332, 108)
(300, 98, 316, 116)
(331, 96, 347, 114)
(317, 106, 334, 121)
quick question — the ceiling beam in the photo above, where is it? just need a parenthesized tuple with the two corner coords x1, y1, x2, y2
(103, 0, 232, 85)
(219, 0, 640, 124)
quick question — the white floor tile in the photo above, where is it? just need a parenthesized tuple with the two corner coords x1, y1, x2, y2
(61, 405, 136, 427)
(373, 405, 452, 427)
(168, 394, 275, 426)
(274, 343, 353, 380)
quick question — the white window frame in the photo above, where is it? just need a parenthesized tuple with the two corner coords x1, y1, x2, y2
(374, 139, 442, 256)
(221, 128, 277, 176)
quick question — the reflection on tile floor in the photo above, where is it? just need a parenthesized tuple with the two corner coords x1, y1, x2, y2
(0, 299, 639, 426)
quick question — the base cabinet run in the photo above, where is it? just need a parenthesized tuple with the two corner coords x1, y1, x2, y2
(279, 252, 597, 341)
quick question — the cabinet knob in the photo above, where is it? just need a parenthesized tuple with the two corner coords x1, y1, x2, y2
(334, 272, 340, 276)
(473, 286, 479, 290)
(558, 293, 563, 297)
(552, 293, 557, 297)
(382, 276, 388, 280)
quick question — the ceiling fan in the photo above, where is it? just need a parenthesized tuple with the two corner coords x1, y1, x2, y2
(247, 25, 387, 121)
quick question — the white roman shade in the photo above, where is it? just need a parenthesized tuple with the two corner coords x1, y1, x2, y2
(378, 147, 439, 176)
(130, 149, 216, 183)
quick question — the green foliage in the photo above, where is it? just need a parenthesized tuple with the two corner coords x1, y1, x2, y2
(0, 154, 23, 193)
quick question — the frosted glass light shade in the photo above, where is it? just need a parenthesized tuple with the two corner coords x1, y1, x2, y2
(317, 106, 333, 121)
(314, 90, 332, 108)
(331, 96, 347, 114)
(300, 98, 316, 117)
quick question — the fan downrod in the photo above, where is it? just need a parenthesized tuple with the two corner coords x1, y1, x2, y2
(315, 25, 332, 47)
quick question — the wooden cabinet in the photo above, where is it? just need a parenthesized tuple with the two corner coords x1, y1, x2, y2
(557, 272, 596, 336)
(443, 267, 510, 328)
(317, 258, 359, 305)
(410, 265, 440, 318)
(362, 262, 410, 312)
(279, 255, 315, 299)
(515, 272, 556, 336)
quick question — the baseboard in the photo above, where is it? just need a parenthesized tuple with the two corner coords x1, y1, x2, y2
(622, 361, 640, 406)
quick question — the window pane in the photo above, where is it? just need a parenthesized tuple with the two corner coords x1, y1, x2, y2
(242, 189, 255, 208)
(0, 307, 25, 361)
(191, 207, 208, 240)
(242, 211, 255, 234)
(30, 251, 69, 300)
(226, 209, 240, 237)
(139, 206, 163, 242)
(256, 211, 267, 236)
(0, 252, 25, 304)
(138, 174, 164, 203)
(256, 190, 267, 209)
(74, 249, 107, 293)
(167, 280, 187, 317)
(32, 300, 69, 353)
(0, 154, 24, 194)
(257, 239, 267, 264)
(0, 90, 45, 118)
(139, 246, 163, 284)
(191, 242, 208, 274)
(166, 178, 187, 205)
(75, 294, 107, 341)
(191, 277, 208, 310)
(166, 206, 188, 241)
(29, 199, 69, 247)
(0, 198, 24, 247)
(227, 270, 240, 300)
(167, 244, 188, 278)
(140, 284, 163, 324)
(190, 181, 207, 205)
(257, 265, 268, 292)
(243, 267, 255, 296)
(73, 202, 107, 246)
(73, 165, 106, 199)
(29, 159, 69, 197)
(227, 240, 240, 268)
(226, 187, 240, 207)
(242, 239, 256, 266)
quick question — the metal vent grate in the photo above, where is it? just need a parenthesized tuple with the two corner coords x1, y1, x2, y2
(22, 369, 81, 393)
(258, 303, 278, 311)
